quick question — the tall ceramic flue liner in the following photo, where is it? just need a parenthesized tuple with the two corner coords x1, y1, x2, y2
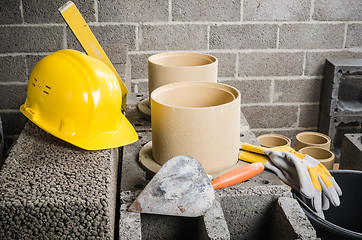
(148, 52, 218, 101)
(151, 82, 240, 174)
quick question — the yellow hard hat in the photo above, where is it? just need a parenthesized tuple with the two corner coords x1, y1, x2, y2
(20, 49, 138, 150)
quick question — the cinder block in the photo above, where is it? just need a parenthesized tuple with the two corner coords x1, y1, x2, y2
(299, 104, 320, 128)
(313, 0, 362, 21)
(133, 81, 149, 94)
(346, 24, 362, 48)
(99, 0, 168, 22)
(273, 79, 321, 103)
(0, 56, 27, 83)
(238, 52, 304, 77)
(210, 24, 278, 49)
(67, 25, 137, 51)
(0, 123, 118, 239)
(130, 53, 152, 79)
(0, 84, 27, 109)
(241, 105, 298, 129)
(23, 0, 95, 23)
(139, 24, 208, 51)
(172, 0, 240, 21)
(339, 134, 362, 170)
(270, 197, 318, 240)
(279, 24, 345, 49)
(211, 52, 237, 77)
(103, 44, 129, 64)
(0, 26, 64, 53)
(0, 111, 28, 135)
(222, 79, 271, 104)
(0, 0, 22, 24)
(26, 55, 47, 77)
(305, 51, 362, 76)
(243, 0, 310, 21)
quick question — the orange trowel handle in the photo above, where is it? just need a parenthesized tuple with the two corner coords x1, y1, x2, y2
(211, 163, 264, 189)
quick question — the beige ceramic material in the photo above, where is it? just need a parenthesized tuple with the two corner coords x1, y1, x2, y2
(299, 146, 335, 170)
(148, 52, 218, 101)
(151, 81, 240, 174)
(257, 134, 291, 148)
(295, 132, 331, 151)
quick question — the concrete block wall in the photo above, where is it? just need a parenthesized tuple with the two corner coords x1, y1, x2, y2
(1, 0, 362, 147)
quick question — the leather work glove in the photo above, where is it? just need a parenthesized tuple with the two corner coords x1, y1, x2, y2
(239, 143, 342, 218)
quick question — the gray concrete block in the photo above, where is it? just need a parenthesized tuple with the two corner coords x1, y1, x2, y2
(0, 56, 27, 83)
(313, 0, 362, 21)
(270, 197, 318, 240)
(299, 104, 320, 128)
(243, 0, 310, 21)
(103, 44, 129, 64)
(125, 94, 151, 132)
(0, 0, 22, 24)
(222, 79, 271, 104)
(139, 24, 208, 51)
(273, 79, 322, 103)
(23, 0, 96, 23)
(0, 122, 118, 239)
(0, 26, 64, 53)
(132, 81, 149, 94)
(238, 52, 304, 77)
(305, 51, 362, 76)
(120, 191, 142, 240)
(172, 0, 240, 22)
(279, 24, 345, 49)
(67, 25, 137, 51)
(212, 52, 237, 78)
(241, 105, 298, 129)
(0, 111, 28, 135)
(26, 55, 47, 77)
(0, 84, 27, 109)
(130, 53, 152, 79)
(99, 0, 168, 22)
(346, 24, 362, 48)
(339, 134, 362, 170)
(210, 24, 278, 49)
(201, 200, 230, 240)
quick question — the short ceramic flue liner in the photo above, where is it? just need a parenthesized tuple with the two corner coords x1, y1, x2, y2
(257, 134, 291, 148)
(151, 82, 240, 174)
(295, 132, 331, 151)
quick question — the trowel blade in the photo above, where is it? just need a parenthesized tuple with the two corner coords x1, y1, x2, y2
(128, 155, 215, 217)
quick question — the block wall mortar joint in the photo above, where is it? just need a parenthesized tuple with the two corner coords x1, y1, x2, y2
(19, 0, 25, 24)
(240, 0, 244, 22)
(270, 79, 275, 103)
(342, 23, 348, 48)
(302, 52, 307, 76)
(168, 0, 172, 22)
(94, 0, 99, 22)
(235, 53, 239, 78)
(310, 0, 315, 21)
(276, 26, 280, 49)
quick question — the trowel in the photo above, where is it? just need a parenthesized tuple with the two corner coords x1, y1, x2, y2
(128, 155, 264, 217)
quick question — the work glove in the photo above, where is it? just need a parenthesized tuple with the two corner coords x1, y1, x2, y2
(239, 143, 342, 217)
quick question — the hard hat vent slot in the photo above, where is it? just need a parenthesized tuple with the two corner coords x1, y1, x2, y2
(45, 85, 51, 89)
(43, 91, 49, 95)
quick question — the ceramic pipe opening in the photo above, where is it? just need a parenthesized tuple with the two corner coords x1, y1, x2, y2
(149, 52, 217, 68)
(299, 147, 333, 160)
(297, 134, 330, 145)
(257, 134, 291, 148)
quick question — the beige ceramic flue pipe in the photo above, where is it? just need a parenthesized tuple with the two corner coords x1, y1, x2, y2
(295, 132, 331, 151)
(299, 146, 335, 170)
(148, 52, 218, 102)
(257, 134, 291, 148)
(151, 82, 240, 174)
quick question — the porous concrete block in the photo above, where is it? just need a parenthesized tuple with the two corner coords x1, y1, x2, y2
(305, 51, 362, 76)
(222, 79, 271, 104)
(0, 122, 118, 239)
(139, 24, 208, 51)
(67, 25, 137, 51)
(339, 134, 362, 170)
(241, 105, 298, 129)
(210, 24, 278, 50)
(243, 0, 310, 21)
(269, 197, 318, 240)
(273, 79, 322, 103)
(0, 0, 22, 24)
(211, 52, 237, 78)
(23, 0, 95, 23)
(132, 81, 149, 94)
(130, 53, 152, 80)
(313, 0, 362, 21)
(0, 84, 27, 109)
(201, 200, 230, 240)
(346, 24, 362, 48)
(172, 0, 240, 22)
(0, 111, 28, 135)
(238, 52, 304, 77)
(299, 104, 320, 128)
(120, 191, 142, 240)
(0, 56, 27, 83)
(99, 0, 168, 22)
(26, 55, 46, 77)
(0, 26, 64, 53)
(279, 24, 345, 49)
